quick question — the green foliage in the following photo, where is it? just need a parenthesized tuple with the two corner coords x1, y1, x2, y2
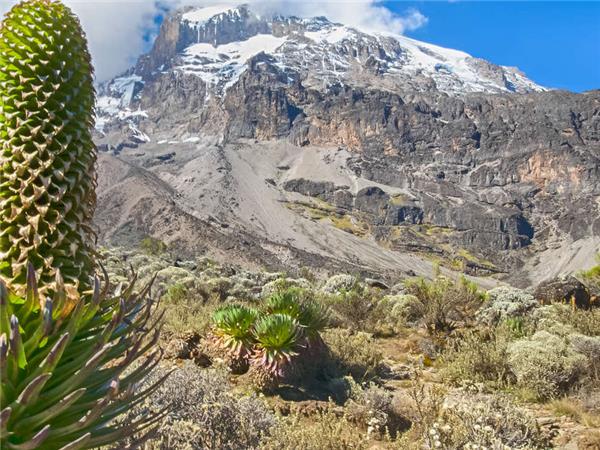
(441, 326, 512, 386)
(139, 236, 168, 256)
(253, 314, 302, 376)
(507, 331, 588, 400)
(579, 253, 600, 295)
(405, 275, 485, 334)
(534, 304, 600, 337)
(265, 288, 329, 341)
(265, 289, 303, 318)
(558, 308, 600, 337)
(322, 285, 420, 337)
(0, 2, 162, 447)
(161, 282, 214, 335)
(209, 288, 330, 389)
(323, 285, 374, 331)
(503, 317, 528, 339)
(1, 0, 97, 295)
(212, 304, 260, 358)
(322, 328, 384, 381)
(164, 282, 188, 303)
(0, 267, 164, 449)
(298, 299, 330, 342)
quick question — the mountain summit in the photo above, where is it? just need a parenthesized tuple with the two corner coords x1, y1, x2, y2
(138, 4, 543, 95)
(99, 4, 544, 120)
(93, 5, 599, 286)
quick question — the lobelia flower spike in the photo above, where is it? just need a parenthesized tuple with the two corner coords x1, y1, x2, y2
(0, 0, 96, 297)
(0, 1, 166, 448)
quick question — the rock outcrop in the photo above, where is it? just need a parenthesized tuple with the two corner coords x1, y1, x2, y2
(92, 5, 600, 284)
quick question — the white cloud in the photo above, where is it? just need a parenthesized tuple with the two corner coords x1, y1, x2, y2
(0, 1, 159, 81)
(0, 1, 428, 82)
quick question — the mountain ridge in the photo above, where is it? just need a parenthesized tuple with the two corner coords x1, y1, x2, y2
(92, 4, 600, 286)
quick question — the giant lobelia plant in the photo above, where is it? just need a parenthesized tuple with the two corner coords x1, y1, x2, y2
(0, 1, 165, 448)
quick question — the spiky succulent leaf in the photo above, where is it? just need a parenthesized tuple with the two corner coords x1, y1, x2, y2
(212, 304, 259, 357)
(0, 0, 97, 296)
(298, 300, 330, 341)
(252, 314, 302, 377)
(264, 289, 303, 318)
(0, 268, 166, 449)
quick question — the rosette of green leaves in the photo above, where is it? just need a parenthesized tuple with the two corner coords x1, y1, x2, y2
(0, 265, 166, 449)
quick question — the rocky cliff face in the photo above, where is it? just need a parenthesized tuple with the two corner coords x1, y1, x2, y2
(93, 4, 600, 285)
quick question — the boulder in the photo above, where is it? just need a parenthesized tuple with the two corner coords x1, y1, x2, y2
(534, 276, 591, 309)
(365, 278, 390, 290)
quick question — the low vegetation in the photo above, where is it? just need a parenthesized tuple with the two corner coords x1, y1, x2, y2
(404, 273, 485, 334)
(580, 253, 600, 299)
(4, 1, 597, 449)
(95, 247, 600, 449)
(208, 288, 331, 390)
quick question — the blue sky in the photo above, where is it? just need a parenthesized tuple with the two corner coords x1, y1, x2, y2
(390, 1, 600, 92)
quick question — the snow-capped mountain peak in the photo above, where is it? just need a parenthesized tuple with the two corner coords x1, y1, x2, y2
(96, 4, 545, 131)
(180, 4, 238, 26)
(152, 4, 545, 96)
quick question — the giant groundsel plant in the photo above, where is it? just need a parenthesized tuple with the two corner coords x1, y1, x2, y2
(0, 1, 164, 448)
(210, 288, 331, 390)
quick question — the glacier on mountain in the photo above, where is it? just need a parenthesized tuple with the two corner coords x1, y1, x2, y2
(96, 5, 545, 124)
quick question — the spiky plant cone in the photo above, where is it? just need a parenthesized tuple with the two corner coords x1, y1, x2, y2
(0, 266, 167, 449)
(0, 0, 97, 296)
(0, 1, 165, 447)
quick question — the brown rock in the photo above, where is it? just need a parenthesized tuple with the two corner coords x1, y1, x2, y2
(534, 275, 592, 309)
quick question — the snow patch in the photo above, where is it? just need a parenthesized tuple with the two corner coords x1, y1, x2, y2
(182, 5, 236, 27)
(305, 25, 351, 44)
(178, 34, 287, 90)
(104, 75, 142, 110)
(129, 123, 151, 143)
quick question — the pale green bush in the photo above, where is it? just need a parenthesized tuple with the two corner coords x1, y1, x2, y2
(205, 277, 235, 301)
(261, 277, 312, 298)
(323, 328, 384, 381)
(364, 295, 419, 336)
(477, 286, 537, 325)
(322, 286, 375, 331)
(507, 331, 588, 399)
(569, 334, 600, 380)
(428, 393, 549, 449)
(405, 275, 485, 334)
(321, 274, 359, 294)
(131, 363, 276, 449)
(387, 294, 423, 322)
(346, 383, 408, 438)
(261, 408, 368, 450)
(550, 305, 600, 336)
(161, 291, 217, 335)
(441, 327, 512, 386)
